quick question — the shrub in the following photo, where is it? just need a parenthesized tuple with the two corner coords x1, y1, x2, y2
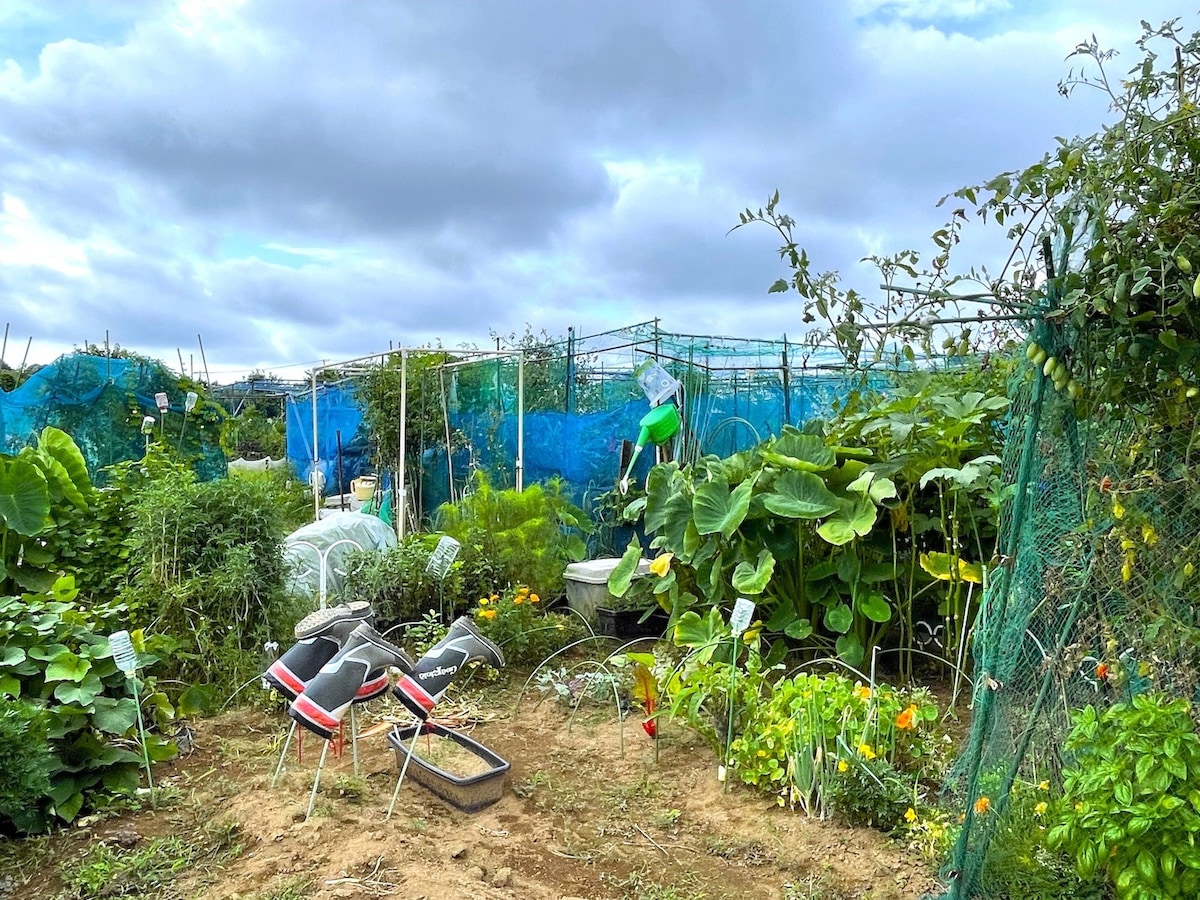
(121, 463, 302, 697)
(340, 533, 465, 627)
(0, 700, 53, 834)
(470, 585, 586, 667)
(435, 473, 590, 600)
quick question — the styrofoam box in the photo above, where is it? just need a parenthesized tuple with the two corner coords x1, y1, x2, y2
(564, 557, 652, 622)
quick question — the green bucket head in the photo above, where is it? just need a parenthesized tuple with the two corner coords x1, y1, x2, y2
(635, 404, 681, 448)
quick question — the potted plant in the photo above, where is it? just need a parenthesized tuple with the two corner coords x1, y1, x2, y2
(599, 545, 669, 639)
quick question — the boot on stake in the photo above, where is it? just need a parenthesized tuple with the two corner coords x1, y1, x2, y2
(391, 615, 505, 719)
(386, 616, 505, 818)
(266, 601, 376, 787)
(288, 623, 416, 818)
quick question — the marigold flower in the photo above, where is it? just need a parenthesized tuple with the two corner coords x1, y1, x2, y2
(479, 608, 497, 620)
(517, 586, 530, 597)
(1038, 780, 1049, 791)
(904, 807, 918, 823)
(837, 759, 849, 773)
(530, 593, 540, 604)
(649, 553, 674, 577)
(857, 743, 876, 761)
(852, 685, 871, 701)
(896, 704, 918, 730)
(1096, 662, 1109, 681)
(513, 596, 524, 605)
(478, 597, 489, 606)
(1034, 801, 1048, 816)
(974, 796, 991, 815)
(490, 594, 499, 602)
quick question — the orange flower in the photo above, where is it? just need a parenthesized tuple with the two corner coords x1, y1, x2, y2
(1096, 662, 1109, 681)
(896, 705, 918, 730)
(479, 608, 497, 620)
(852, 685, 871, 701)
(513, 596, 524, 605)
(517, 586, 530, 598)
(530, 593, 540, 604)
(974, 796, 991, 815)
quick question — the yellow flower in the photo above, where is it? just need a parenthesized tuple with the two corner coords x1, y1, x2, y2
(857, 743, 876, 761)
(837, 759, 849, 773)
(513, 596, 524, 605)
(490, 594, 499, 602)
(517, 586, 530, 598)
(479, 608, 497, 620)
(852, 684, 871, 701)
(1141, 523, 1158, 546)
(974, 796, 991, 815)
(478, 597, 489, 606)
(904, 807, 918, 823)
(1034, 801, 1048, 816)
(1038, 780, 1049, 791)
(530, 593, 540, 604)
(1112, 498, 1125, 519)
(649, 553, 674, 577)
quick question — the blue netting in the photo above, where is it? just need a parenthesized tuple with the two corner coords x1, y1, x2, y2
(285, 383, 372, 495)
(0, 353, 225, 480)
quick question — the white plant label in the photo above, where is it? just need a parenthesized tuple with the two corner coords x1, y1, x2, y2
(730, 597, 756, 636)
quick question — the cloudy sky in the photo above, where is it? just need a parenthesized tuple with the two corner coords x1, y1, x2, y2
(0, 1, 1193, 382)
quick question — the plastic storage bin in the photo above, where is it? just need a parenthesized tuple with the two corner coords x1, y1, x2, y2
(564, 557, 652, 622)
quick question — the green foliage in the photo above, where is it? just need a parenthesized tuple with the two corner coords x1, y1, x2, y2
(220, 401, 286, 461)
(340, 533, 466, 626)
(0, 426, 94, 596)
(637, 387, 1007, 667)
(823, 754, 912, 830)
(227, 463, 312, 536)
(1048, 695, 1200, 899)
(0, 700, 54, 834)
(0, 576, 176, 833)
(730, 672, 938, 819)
(56, 823, 242, 899)
(470, 585, 586, 667)
(120, 462, 301, 697)
(357, 349, 456, 475)
(435, 473, 590, 599)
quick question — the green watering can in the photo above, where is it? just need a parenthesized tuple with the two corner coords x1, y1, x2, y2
(620, 404, 681, 493)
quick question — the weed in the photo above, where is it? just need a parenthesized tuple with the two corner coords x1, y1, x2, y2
(511, 771, 551, 799)
(607, 866, 708, 899)
(410, 817, 428, 833)
(332, 774, 369, 804)
(245, 875, 316, 900)
(653, 807, 682, 830)
(782, 870, 851, 900)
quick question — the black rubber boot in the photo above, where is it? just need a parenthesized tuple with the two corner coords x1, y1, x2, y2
(263, 602, 374, 701)
(392, 616, 505, 720)
(290, 623, 415, 739)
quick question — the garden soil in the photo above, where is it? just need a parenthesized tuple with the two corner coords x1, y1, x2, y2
(8, 687, 942, 899)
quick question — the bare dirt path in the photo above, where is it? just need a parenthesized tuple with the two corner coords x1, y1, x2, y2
(6, 686, 941, 899)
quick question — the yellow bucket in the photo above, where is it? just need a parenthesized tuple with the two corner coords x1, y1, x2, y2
(351, 476, 377, 501)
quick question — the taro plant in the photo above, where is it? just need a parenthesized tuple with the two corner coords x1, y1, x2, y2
(0, 426, 94, 596)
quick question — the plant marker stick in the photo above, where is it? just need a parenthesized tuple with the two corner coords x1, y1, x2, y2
(109, 631, 154, 794)
(725, 598, 755, 794)
(386, 725, 424, 819)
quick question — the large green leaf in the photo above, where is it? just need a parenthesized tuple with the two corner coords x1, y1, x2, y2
(693, 476, 754, 539)
(0, 646, 25, 667)
(732, 549, 775, 595)
(643, 463, 681, 535)
(53, 673, 106, 707)
(824, 603, 853, 634)
(836, 633, 865, 667)
(0, 458, 51, 536)
(762, 471, 840, 519)
(816, 495, 878, 546)
(44, 651, 91, 683)
(607, 537, 644, 598)
(91, 696, 140, 735)
(760, 433, 836, 473)
(784, 618, 814, 640)
(855, 589, 892, 623)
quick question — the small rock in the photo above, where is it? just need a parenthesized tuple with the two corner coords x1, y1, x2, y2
(490, 866, 512, 888)
(466, 865, 487, 881)
(447, 844, 468, 860)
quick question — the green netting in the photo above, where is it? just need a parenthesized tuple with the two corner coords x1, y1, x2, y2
(940, 260, 1200, 896)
